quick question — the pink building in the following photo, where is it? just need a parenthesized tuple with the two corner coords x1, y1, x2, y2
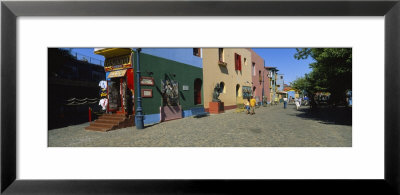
(248, 49, 270, 104)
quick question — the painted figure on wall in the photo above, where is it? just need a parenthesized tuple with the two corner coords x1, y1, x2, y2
(242, 86, 252, 99)
(161, 79, 179, 106)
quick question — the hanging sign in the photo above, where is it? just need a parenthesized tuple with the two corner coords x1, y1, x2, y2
(141, 89, 153, 98)
(107, 69, 127, 78)
(140, 77, 155, 86)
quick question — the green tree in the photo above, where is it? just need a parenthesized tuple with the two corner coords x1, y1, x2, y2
(294, 48, 352, 105)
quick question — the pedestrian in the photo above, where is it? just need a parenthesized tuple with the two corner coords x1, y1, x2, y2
(245, 97, 250, 114)
(299, 97, 302, 106)
(250, 96, 257, 115)
(283, 97, 288, 109)
(295, 98, 300, 110)
(304, 96, 309, 106)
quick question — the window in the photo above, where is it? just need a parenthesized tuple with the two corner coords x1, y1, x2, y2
(280, 76, 283, 79)
(252, 62, 256, 76)
(218, 48, 224, 62)
(193, 48, 201, 57)
(234, 53, 242, 71)
(259, 70, 262, 83)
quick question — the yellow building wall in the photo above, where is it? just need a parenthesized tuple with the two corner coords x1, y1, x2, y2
(202, 48, 252, 108)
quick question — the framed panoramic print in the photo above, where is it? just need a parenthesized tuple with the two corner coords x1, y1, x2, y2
(2, 0, 400, 194)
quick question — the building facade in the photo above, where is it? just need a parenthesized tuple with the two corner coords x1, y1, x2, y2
(134, 48, 204, 125)
(276, 74, 286, 100)
(249, 49, 270, 104)
(276, 74, 285, 92)
(266, 67, 279, 103)
(202, 48, 253, 110)
(48, 48, 106, 130)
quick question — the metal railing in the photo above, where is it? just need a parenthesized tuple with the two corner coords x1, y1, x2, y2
(61, 48, 104, 66)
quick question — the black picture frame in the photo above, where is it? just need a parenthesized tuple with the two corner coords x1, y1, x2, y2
(1, 0, 399, 194)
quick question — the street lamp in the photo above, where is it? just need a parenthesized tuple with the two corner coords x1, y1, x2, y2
(261, 61, 266, 105)
(134, 48, 144, 129)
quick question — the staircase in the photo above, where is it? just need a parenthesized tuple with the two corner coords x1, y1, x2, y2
(85, 113, 135, 132)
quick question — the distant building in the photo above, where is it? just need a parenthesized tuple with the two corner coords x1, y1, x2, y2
(265, 67, 279, 103)
(276, 74, 285, 91)
(287, 90, 296, 100)
(276, 74, 286, 100)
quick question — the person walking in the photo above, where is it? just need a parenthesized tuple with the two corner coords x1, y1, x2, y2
(245, 97, 250, 114)
(250, 96, 257, 115)
(295, 97, 300, 110)
(304, 96, 309, 106)
(283, 97, 288, 109)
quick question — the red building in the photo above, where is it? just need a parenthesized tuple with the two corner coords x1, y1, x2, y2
(248, 49, 270, 104)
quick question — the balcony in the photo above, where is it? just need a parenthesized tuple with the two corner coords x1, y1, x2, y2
(218, 60, 227, 66)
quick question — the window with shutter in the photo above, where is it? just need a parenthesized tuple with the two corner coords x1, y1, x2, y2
(235, 53, 242, 71)
(238, 55, 242, 71)
(234, 53, 238, 70)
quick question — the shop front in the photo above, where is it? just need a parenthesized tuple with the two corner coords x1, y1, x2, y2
(96, 48, 134, 115)
(85, 48, 135, 132)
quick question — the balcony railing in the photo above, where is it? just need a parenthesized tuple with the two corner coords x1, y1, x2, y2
(61, 49, 104, 66)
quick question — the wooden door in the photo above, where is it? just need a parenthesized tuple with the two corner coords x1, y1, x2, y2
(194, 79, 202, 105)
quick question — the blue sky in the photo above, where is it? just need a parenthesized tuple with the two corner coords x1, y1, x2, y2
(64, 48, 314, 84)
(253, 48, 315, 84)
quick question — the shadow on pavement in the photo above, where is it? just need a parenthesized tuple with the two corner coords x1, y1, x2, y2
(193, 113, 210, 119)
(290, 105, 352, 126)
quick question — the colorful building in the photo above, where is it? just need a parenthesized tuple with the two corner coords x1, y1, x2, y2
(93, 48, 135, 114)
(135, 48, 205, 125)
(202, 48, 253, 110)
(266, 67, 279, 103)
(276, 74, 286, 100)
(287, 90, 296, 100)
(249, 49, 270, 104)
(276, 74, 285, 92)
(84, 48, 135, 131)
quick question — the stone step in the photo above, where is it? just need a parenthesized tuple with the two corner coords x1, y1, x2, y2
(86, 113, 135, 132)
(94, 119, 122, 124)
(84, 126, 110, 132)
(99, 114, 126, 120)
(89, 122, 115, 128)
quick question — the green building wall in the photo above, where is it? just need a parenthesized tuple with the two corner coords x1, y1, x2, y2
(133, 53, 204, 123)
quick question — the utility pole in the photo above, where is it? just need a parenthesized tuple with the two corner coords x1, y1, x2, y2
(134, 48, 144, 129)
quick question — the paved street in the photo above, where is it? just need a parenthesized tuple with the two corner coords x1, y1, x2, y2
(49, 103, 352, 147)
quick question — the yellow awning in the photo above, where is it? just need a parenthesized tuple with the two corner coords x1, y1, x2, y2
(94, 48, 132, 58)
(107, 69, 127, 78)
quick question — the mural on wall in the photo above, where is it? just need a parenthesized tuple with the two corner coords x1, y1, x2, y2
(161, 79, 179, 106)
(242, 86, 252, 98)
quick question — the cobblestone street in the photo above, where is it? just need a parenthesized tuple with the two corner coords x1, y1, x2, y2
(49, 103, 352, 147)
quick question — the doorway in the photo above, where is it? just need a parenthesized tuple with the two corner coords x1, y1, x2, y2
(194, 78, 202, 105)
(107, 77, 128, 113)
